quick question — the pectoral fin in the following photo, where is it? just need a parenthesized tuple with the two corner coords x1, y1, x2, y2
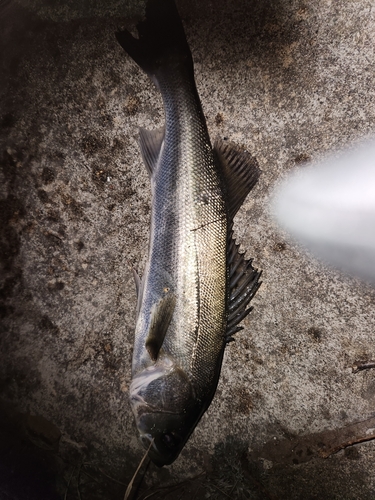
(146, 292, 176, 361)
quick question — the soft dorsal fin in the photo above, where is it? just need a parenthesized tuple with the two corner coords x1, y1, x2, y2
(139, 126, 165, 178)
(214, 139, 260, 221)
(225, 226, 262, 343)
(145, 291, 176, 361)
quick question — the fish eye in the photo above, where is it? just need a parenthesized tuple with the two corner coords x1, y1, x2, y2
(161, 432, 178, 449)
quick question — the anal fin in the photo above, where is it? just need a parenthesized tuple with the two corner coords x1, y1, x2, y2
(146, 291, 176, 361)
(139, 126, 165, 178)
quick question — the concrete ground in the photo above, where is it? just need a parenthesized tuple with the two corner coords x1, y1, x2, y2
(1, 0, 375, 498)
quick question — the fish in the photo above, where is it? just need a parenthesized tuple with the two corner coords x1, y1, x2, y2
(116, 0, 261, 466)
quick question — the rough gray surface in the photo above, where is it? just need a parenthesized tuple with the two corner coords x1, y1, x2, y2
(1, 0, 375, 498)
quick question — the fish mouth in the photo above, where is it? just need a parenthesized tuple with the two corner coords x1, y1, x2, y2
(139, 432, 155, 452)
(139, 432, 179, 467)
(136, 412, 188, 467)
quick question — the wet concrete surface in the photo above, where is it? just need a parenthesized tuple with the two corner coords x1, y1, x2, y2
(1, 0, 375, 498)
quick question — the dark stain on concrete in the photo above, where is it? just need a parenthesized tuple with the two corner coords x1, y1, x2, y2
(272, 241, 287, 253)
(307, 326, 323, 342)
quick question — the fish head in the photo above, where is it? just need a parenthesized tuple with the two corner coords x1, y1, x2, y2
(129, 357, 201, 466)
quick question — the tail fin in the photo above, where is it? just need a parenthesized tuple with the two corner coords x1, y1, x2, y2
(115, 0, 192, 80)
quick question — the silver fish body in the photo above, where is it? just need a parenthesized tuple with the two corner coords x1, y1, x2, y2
(116, 0, 261, 466)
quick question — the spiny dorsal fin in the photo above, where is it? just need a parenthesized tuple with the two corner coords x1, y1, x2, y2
(145, 290, 176, 361)
(226, 227, 262, 343)
(139, 126, 165, 178)
(214, 139, 260, 221)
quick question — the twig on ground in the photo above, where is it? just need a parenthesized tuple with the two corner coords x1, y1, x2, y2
(352, 360, 375, 374)
(124, 440, 154, 500)
(64, 467, 75, 500)
(319, 430, 375, 458)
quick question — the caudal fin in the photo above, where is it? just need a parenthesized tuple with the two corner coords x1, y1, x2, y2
(115, 0, 192, 80)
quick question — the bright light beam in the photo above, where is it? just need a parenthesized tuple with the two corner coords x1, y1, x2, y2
(271, 139, 375, 286)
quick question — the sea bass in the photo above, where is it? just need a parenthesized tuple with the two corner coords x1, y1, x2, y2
(116, 0, 261, 466)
